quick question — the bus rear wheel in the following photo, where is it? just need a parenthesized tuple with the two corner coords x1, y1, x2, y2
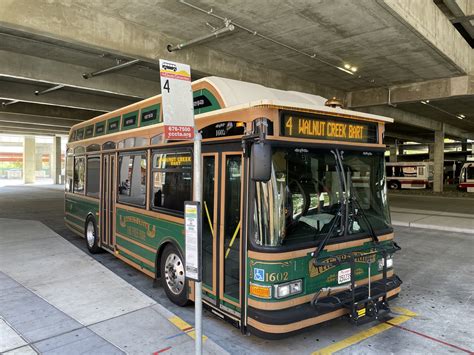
(389, 181, 400, 190)
(85, 217, 101, 254)
(160, 244, 188, 306)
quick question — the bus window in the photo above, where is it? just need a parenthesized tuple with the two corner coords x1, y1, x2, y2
(73, 157, 85, 194)
(86, 157, 100, 198)
(102, 141, 116, 150)
(151, 151, 192, 213)
(202, 155, 216, 290)
(86, 144, 100, 152)
(151, 134, 164, 145)
(223, 155, 241, 301)
(118, 137, 148, 149)
(118, 153, 147, 207)
(467, 166, 474, 180)
(418, 166, 424, 176)
(65, 149, 73, 192)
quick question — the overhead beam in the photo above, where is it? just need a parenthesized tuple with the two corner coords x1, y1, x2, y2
(1, 102, 100, 120)
(384, 131, 433, 143)
(0, 80, 137, 112)
(347, 75, 473, 107)
(356, 105, 473, 140)
(0, 3, 344, 100)
(0, 122, 70, 133)
(0, 50, 157, 99)
(0, 112, 81, 128)
(0, 129, 68, 136)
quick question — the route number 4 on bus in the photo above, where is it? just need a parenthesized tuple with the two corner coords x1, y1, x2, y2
(159, 59, 195, 140)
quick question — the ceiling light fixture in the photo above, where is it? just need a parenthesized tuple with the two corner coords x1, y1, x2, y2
(337, 66, 355, 75)
(350, 66, 358, 72)
(344, 64, 351, 69)
(421, 100, 469, 121)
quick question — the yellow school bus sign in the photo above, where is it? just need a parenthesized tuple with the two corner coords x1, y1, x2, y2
(282, 112, 378, 143)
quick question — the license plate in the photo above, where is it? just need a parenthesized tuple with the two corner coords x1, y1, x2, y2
(337, 268, 351, 284)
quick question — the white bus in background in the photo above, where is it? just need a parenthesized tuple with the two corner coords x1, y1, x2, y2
(458, 156, 474, 192)
(386, 162, 433, 190)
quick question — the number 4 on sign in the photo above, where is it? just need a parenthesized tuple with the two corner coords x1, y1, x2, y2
(163, 79, 170, 93)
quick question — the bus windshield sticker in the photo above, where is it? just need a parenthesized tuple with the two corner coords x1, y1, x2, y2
(281, 112, 378, 143)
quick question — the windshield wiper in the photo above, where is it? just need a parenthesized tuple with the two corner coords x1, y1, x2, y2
(347, 180, 379, 244)
(311, 149, 346, 260)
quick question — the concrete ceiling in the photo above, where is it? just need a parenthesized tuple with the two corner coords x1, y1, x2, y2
(70, 0, 464, 91)
(0, 0, 472, 140)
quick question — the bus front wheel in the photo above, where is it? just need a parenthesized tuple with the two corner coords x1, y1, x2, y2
(160, 244, 188, 306)
(85, 217, 101, 254)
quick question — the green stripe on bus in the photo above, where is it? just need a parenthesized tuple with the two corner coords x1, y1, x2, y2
(118, 248, 155, 273)
(116, 235, 156, 262)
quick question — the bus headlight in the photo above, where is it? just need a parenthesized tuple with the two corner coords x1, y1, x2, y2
(274, 279, 303, 299)
(378, 256, 393, 271)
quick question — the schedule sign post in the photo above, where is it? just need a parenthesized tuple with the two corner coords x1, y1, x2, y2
(184, 202, 202, 282)
(159, 59, 194, 140)
(160, 59, 202, 354)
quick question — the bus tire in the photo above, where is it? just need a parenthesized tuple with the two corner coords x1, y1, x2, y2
(389, 181, 400, 190)
(85, 216, 101, 254)
(160, 244, 188, 306)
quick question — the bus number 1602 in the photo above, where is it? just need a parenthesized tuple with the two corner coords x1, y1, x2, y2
(265, 272, 289, 282)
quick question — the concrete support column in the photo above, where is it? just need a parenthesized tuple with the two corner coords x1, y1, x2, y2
(51, 136, 62, 184)
(429, 144, 434, 161)
(433, 126, 445, 193)
(460, 139, 467, 152)
(389, 142, 398, 162)
(23, 136, 36, 184)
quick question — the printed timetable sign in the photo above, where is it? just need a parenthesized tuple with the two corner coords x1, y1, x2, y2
(281, 112, 378, 143)
(159, 59, 194, 140)
(184, 201, 202, 281)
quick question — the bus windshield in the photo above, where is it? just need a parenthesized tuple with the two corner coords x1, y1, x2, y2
(253, 147, 390, 247)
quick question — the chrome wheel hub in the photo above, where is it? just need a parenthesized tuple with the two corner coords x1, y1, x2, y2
(86, 222, 95, 248)
(164, 252, 185, 295)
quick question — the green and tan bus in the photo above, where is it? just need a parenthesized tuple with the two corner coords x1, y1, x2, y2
(65, 76, 402, 338)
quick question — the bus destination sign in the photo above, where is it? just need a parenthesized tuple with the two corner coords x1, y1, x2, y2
(281, 113, 378, 143)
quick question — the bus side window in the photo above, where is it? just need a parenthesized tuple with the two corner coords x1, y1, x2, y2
(118, 153, 147, 207)
(66, 150, 73, 192)
(73, 157, 85, 194)
(86, 157, 100, 198)
(151, 150, 192, 213)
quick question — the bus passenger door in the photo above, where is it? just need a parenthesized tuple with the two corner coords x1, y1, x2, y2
(101, 153, 116, 250)
(218, 153, 243, 315)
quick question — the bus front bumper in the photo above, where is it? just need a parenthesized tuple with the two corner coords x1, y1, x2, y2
(247, 274, 402, 339)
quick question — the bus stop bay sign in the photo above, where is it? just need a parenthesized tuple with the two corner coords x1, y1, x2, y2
(184, 201, 201, 281)
(159, 59, 194, 140)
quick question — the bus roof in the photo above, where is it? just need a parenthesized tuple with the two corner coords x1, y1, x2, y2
(69, 76, 393, 139)
(197, 76, 394, 123)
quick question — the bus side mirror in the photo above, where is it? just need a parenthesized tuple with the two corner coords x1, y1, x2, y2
(251, 142, 271, 182)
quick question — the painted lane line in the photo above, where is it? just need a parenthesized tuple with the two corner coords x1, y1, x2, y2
(153, 346, 172, 354)
(386, 321, 474, 354)
(312, 307, 417, 355)
(168, 316, 208, 342)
